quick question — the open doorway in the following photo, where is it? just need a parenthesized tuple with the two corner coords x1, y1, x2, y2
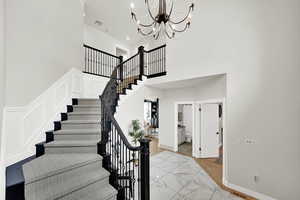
(175, 102, 195, 157)
(144, 99, 159, 138)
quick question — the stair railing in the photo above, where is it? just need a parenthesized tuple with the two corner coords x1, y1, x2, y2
(83, 44, 122, 78)
(99, 45, 166, 200)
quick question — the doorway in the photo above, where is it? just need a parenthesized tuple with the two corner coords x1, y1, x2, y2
(175, 102, 195, 157)
(195, 99, 226, 186)
(144, 99, 159, 138)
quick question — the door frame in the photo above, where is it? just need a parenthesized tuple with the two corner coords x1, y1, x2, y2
(174, 101, 196, 157)
(195, 98, 227, 184)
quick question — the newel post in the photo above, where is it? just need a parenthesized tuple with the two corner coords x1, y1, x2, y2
(119, 56, 123, 81)
(99, 97, 110, 170)
(140, 138, 151, 200)
(138, 46, 145, 77)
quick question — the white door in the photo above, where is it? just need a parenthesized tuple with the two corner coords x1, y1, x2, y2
(200, 104, 219, 158)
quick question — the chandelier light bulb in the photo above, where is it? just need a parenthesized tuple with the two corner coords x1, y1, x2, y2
(171, 24, 176, 29)
(188, 13, 192, 20)
(130, 2, 135, 9)
(137, 20, 140, 25)
(152, 27, 156, 32)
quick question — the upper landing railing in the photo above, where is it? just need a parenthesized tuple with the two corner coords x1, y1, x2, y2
(83, 44, 166, 79)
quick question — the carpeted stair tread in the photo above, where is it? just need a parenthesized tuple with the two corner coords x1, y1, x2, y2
(26, 167, 110, 200)
(68, 112, 101, 115)
(54, 129, 101, 135)
(61, 120, 100, 124)
(60, 182, 117, 200)
(72, 105, 100, 108)
(23, 154, 102, 183)
(45, 140, 98, 147)
(77, 98, 99, 100)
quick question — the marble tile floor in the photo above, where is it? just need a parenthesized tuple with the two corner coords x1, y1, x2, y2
(150, 151, 243, 200)
(178, 142, 193, 157)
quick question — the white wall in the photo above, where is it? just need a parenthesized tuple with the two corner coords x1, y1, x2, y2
(84, 25, 131, 57)
(5, 0, 84, 107)
(153, 0, 300, 199)
(0, 0, 5, 197)
(115, 85, 163, 142)
(2, 69, 83, 167)
(1, 69, 110, 168)
(159, 75, 226, 150)
(81, 73, 109, 98)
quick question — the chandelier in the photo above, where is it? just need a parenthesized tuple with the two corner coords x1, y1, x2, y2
(130, 0, 194, 39)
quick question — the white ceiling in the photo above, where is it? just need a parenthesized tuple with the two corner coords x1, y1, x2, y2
(147, 74, 225, 89)
(84, 0, 195, 47)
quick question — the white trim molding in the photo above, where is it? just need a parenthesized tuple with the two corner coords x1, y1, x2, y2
(224, 179, 278, 200)
(1, 68, 110, 167)
(158, 144, 176, 152)
(1, 68, 83, 167)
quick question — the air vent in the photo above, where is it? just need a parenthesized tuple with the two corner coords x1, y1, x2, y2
(94, 20, 103, 26)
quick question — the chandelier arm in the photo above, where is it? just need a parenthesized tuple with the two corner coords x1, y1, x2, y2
(138, 27, 154, 36)
(139, 21, 156, 28)
(168, 22, 190, 33)
(154, 31, 160, 40)
(138, 22, 159, 36)
(131, 12, 155, 27)
(169, 3, 194, 25)
(145, 0, 158, 22)
(154, 23, 162, 39)
(164, 25, 175, 39)
(167, 2, 174, 19)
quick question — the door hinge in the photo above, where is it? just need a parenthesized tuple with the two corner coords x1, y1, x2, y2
(199, 147, 202, 151)
(199, 108, 202, 112)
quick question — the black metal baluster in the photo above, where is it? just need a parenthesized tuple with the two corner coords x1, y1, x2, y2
(159, 48, 161, 73)
(96, 51, 99, 75)
(164, 46, 166, 72)
(87, 48, 90, 73)
(84, 47, 86, 72)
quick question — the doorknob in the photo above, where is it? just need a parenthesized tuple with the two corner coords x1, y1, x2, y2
(216, 132, 219, 135)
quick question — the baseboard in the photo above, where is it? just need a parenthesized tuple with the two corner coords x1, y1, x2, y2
(223, 179, 278, 200)
(158, 144, 176, 152)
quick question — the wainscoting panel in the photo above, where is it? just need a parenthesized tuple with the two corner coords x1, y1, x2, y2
(1, 68, 85, 166)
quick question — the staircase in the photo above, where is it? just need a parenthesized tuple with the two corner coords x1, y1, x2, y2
(5, 45, 166, 200)
(23, 99, 117, 200)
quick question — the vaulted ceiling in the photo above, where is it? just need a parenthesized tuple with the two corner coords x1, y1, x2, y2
(84, 0, 194, 47)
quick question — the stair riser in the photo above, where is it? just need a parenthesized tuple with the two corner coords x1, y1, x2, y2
(25, 161, 106, 200)
(73, 107, 101, 112)
(60, 179, 116, 200)
(45, 145, 97, 154)
(67, 114, 101, 120)
(61, 123, 100, 130)
(54, 134, 101, 141)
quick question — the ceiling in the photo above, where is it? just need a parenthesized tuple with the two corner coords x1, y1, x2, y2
(84, 0, 194, 47)
(147, 74, 225, 89)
